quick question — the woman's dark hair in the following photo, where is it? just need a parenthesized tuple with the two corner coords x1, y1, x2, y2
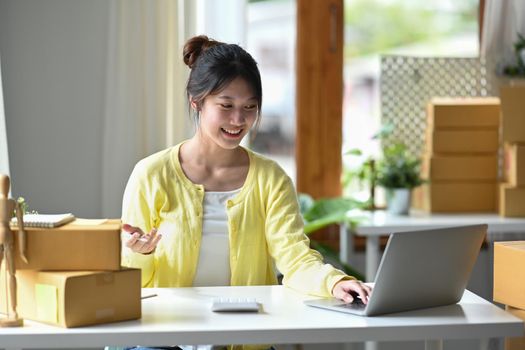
(183, 35, 262, 126)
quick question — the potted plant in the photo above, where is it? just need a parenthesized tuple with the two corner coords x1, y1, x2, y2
(376, 142, 424, 215)
(342, 124, 395, 210)
(501, 33, 525, 77)
(342, 149, 378, 210)
(298, 193, 367, 281)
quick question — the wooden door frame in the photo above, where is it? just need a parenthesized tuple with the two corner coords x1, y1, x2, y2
(295, 0, 343, 200)
(294, 0, 483, 249)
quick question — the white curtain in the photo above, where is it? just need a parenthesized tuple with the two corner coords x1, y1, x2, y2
(102, 0, 196, 217)
(481, 0, 525, 74)
(0, 52, 9, 177)
(197, 0, 247, 45)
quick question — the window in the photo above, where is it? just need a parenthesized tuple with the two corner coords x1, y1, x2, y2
(246, 0, 297, 181)
(342, 0, 479, 203)
(245, 0, 480, 202)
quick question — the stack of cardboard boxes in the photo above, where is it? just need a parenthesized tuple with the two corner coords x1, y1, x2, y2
(494, 241, 525, 349)
(414, 97, 501, 212)
(500, 84, 525, 217)
(0, 220, 141, 327)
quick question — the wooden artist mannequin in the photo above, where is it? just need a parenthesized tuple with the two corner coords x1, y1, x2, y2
(0, 174, 27, 327)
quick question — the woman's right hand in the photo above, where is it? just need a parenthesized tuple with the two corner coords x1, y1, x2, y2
(123, 223, 162, 254)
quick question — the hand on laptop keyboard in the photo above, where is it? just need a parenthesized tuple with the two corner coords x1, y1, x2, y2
(340, 297, 366, 310)
(332, 279, 372, 304)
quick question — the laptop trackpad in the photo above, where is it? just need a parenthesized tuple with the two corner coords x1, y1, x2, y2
(338, 299, 366, 311)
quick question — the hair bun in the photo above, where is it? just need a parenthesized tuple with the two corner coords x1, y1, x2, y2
(183, 35, 221, 68)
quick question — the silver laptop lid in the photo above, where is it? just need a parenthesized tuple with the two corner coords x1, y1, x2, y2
(364, 224, 487, 316)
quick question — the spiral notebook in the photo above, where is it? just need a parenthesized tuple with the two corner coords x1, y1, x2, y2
(11, 213, 76, 228)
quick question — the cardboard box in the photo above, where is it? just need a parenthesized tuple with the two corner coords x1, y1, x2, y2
(412, 182, 497, 212)
(422, 155, 498, 181)
(499, 184, 525, 217)
(427, 129, 499, 154)
(504, 306, 525, 350)
(427, 97, 501, 128)
(504, 143, 525, 186)
(501, 85, 525, 143)
(11, 219, 122, 270)
(0, 268, 141, 327)
(494, 241, 525, 309)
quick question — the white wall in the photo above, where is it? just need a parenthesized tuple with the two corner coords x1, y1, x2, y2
(0, 52, 9, 177)
(0, 0, 109, 217)
(0, 0, 248, 218)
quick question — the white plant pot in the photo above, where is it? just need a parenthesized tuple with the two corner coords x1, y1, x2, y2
(386, 188, 411, 215)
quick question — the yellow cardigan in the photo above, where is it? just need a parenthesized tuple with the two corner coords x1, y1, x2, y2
(121, 142, 351, 297)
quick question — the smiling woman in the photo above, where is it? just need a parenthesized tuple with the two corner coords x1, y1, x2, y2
(119, 34, 371, 350)
(190, 77, 259, 157)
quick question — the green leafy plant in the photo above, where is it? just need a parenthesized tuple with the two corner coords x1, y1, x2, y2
(502, 33, 525, 77)
(342, 148, 377, 210)
(342, 124, 395, 209)
(376, 143, 424, 189)
(13, 197, 38, 217)
(300, 195, 365, 234)
(299, 193, 366, 281)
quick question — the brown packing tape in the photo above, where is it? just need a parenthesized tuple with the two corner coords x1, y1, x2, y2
(96, 272, 116, 286)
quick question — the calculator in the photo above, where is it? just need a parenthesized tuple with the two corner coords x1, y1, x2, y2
(211, 297, 260, 312)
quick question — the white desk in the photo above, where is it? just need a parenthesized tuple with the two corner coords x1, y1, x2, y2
(0, 286, 522, 350)
(340, 210, 525, 281)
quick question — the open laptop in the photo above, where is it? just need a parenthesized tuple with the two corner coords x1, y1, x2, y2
(305, 224, 487, 316)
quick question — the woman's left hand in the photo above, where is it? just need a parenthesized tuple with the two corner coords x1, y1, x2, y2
(332, 279, 373, 304)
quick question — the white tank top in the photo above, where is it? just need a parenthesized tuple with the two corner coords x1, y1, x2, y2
(192, 188, 241, 287)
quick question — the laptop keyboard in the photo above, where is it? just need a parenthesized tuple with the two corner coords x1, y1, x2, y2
(338, 298, 366, 310)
